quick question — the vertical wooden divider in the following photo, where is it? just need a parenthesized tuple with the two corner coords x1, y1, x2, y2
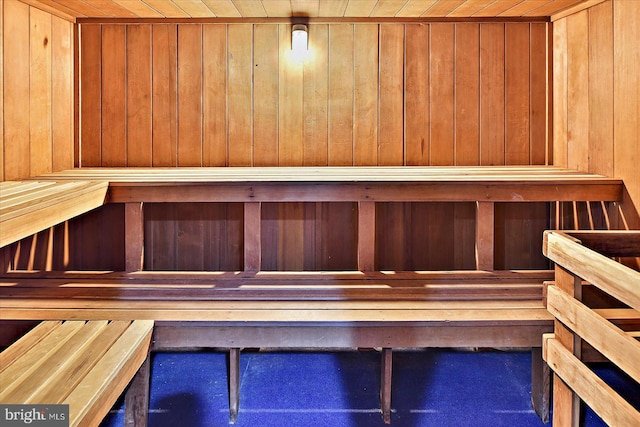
(125, 202, 144, 271)
(552, 265, 582, 427)
(358, 201, 375, 272)
(475, 201, 494, 270)
(244, 202, 262, 271)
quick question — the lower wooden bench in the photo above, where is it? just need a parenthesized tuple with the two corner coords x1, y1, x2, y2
(0, 270, 553, 424)
(0, 320, 154, 427)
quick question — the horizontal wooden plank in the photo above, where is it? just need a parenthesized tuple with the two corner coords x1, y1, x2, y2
(560, 231, 640, 257)
(543, 231, 640, 311)
(63, 320, 153, 426)
(544, 337, 640, 427)
(546, 284, 640, 384)
(0, 321, 61, 374)
(29, 167, 621, 203)
(0, 181, 108, 248)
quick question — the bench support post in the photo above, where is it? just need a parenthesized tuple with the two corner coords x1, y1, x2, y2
(358, 202, 375, 272)
(475, 202, 494, 270)
(551, 265, 583, 427)
(380, 348, 392, 424)
(531, 347, 550, 423)
(229, 348, 241, 424)
(124, 352, 151, 427)
(244, 203, 261, 271)
(125, 202, 145, 272)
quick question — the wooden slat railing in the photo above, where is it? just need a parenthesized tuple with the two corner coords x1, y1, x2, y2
(542, 230, 640, 427)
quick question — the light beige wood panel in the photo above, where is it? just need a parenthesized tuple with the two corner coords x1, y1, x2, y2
(29, 7, 52, 177)
(553, 0, 639, 226)
(51, 16, 73, 172)
(4, 0, 31, 180)
(328, 24, 354, 165)
(588, 1, 613, 176)
(126, 24, 152, 166)
(177, 24, 203, 166)
(566, 10, 589, 171)
(253, 24, 279, 166)
(227, 24, 253, 166)
(613, 0, 640, 222)
(2, 1, 73, 181)
(303, 24, 329, 165)
(405, 23, 429, 166)
(79, 22, 550, 168)
(203, 25, 227, 166)
(379, 23, 404, 165)
(353, 24, 378, 166)
(0, 0, 4, 181)
(278, 23, 304, 166)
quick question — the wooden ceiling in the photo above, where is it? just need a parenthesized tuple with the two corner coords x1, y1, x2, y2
(24, 0, 597, 20)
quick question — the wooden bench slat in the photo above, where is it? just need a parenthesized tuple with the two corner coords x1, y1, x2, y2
(28, 321, 133, 405)
(0, 181, 108, 248)
(0, 321, 85, 401)
(0, 320, 61, 374)
(6, 321, 110, 404)
(63, 320, 153, 427)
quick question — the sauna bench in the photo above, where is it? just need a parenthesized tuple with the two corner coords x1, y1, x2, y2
(0, 319, 153, 427)
(30, 166, 624, 272)
(0, 180, 108, 248)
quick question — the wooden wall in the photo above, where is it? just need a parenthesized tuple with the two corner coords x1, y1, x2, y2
(79, 22, 551, 167)
(554, 0, 640, 229)
(1, 0, 74, 181)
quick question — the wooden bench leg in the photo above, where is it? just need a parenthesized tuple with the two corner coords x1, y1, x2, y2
(229, 348, 241, 424)
(380, 348, 392, 424)
(531, 347, 550, 423)
(125, 352, 151, 427)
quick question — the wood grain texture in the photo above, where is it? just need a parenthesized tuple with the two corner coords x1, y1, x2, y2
(101, 25, 126, 166)
(177, 24, 203, 166)
(126, 25, 152, 166)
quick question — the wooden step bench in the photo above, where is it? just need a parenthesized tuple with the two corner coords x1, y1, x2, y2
(0, 320, 154, 427)
(0, 270, 554, 424)
(0, 180, 108, 248)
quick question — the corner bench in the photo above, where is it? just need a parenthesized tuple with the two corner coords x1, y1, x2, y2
(0, 166, 625, 424)
(0, 319, 153, 427)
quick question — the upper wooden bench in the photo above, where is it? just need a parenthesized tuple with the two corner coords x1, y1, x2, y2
(28, 166, 623, 272)
(0, 180, 108, 248)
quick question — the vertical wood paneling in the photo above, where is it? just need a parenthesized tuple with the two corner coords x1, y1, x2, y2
(253, 24, 279, 166)
(29, 8, 52, 176)
(80, 24, 102, 167)
(80, 21, 550, 169)
(303, 24, 329, 165)
(505, 23, 530, 165)
(101, 25, 126, 166)
(429, 24, 455, 166)
(379, 24, 404, 165)
(278, 24, 304, 165)
(126, 24, 152, 166)
(51, 17, 74, 172)
(203, 25, 228, 166)
(177, 24, 203, 166)
(455, 23, 480, 166)
(480, 23, 505, 165)
(553, 18, 568, 168)
(228, 24, 253, 165)
(328, 24, 354, 165)
(151, 24, 178, 166)
(0, 0, 3, 180)
(530, 22, 549, 165)
(613, 0, 640, 220)
(588, 1, 613, 175)
(566, 11, 589, 171)
(353, 24, 378, 166)
(4, 0, 31, 180)
(405, 23, 429, 166)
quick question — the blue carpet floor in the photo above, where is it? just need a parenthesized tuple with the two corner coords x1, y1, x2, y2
(101, 348, 637, 426)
